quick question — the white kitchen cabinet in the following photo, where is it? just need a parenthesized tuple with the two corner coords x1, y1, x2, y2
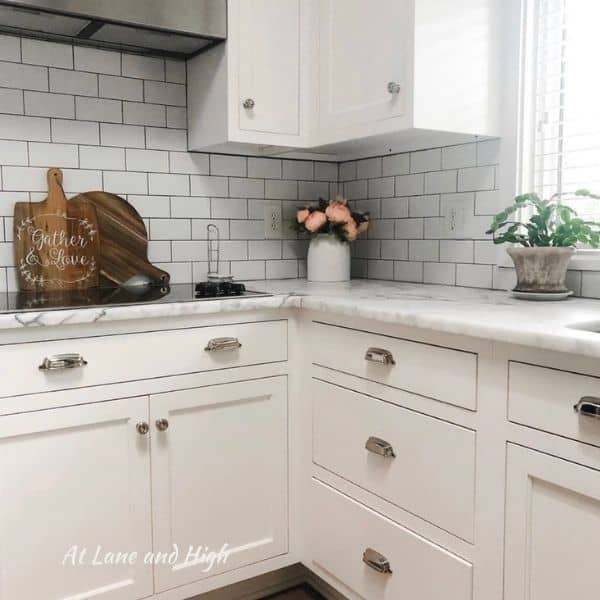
(0, 396, 153, 600)
(188, 0, 312, 153)
(150, 377, 288, 592)
(505, 444, 600, 600)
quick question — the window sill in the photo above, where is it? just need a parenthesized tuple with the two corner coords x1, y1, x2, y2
(497, 249, 600, 271)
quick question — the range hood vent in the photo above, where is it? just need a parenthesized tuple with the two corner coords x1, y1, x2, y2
(0, 0, 226, 58)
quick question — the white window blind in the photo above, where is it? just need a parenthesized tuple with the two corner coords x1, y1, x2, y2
(534, 0, 600, 218)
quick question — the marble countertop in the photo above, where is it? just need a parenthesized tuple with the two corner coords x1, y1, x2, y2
(3, 279, 600, 358)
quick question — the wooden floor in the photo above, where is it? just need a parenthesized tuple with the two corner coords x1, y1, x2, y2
(264, 585, 325, 599)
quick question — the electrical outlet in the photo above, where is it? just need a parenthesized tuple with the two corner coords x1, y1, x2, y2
(264, 202, 282, 239)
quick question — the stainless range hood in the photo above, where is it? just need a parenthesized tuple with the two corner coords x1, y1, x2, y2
(0, 0, 227, 57)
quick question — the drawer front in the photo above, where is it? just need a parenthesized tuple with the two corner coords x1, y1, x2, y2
(312, 322, 477, 410)
(509, 361, 600, 447)
(310, 479, 473, 600)
(0, 320, 287, 398)
(313, 379, 475, 541)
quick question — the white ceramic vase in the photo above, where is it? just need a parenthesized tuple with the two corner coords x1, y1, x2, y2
(307, 234, 351, 282)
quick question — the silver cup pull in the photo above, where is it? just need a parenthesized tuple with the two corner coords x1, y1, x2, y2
(155, 418, 169, 431)
(363, 548, 392, 574)
(39, 353, 87, 371)
(365, 347, 395, 365)
(243, 98, 255, 109)
(387, 81, 401, 94)
(205, 337, 242, 352)
(365, 436, 396, 458)
(136, 422, 149, 435)
(574, 397, 600, 419)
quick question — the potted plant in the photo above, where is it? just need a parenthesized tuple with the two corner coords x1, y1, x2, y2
(294, 196, 369, 282)
(486, 189, 600, 295)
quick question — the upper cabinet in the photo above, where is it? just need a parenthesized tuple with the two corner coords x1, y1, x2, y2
(187, 0, 502, 159)
(188, 0, 312, 154)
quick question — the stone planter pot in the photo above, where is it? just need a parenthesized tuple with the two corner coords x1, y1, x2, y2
(507, 246, 574, 293)
(307, 234, 351, 282)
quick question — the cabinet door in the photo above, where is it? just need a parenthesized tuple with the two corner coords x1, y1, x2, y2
(319, 0, 410, 130)
(505, 444, 600, 600)
(0, 397, 153, 600)
(150, 377, 288, 592)
(234, 0, 300, 135)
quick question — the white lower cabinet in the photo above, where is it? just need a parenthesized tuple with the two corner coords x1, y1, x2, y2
(505, 444, 600, 600)
(310, 479, 473, 600)
(0, 397, 153, 600)
(150, 377, 289, 592)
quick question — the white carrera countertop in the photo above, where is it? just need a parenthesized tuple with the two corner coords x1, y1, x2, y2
(3, 279, 600, 358)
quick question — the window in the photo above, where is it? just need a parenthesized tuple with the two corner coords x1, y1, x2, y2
(526, 0, 600, 220)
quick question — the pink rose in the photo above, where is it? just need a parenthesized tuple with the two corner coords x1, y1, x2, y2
(343, 220, 358, 241)
(325, 201, 352, 223)
(304, 210, 327, 232)
(297, 208, 309, 224)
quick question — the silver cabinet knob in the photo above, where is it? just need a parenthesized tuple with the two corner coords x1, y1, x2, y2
(363, 548, 392, 574)
(155, 418, 169, 431)
(39, 353, 87, 371)
(365, 436, 396, 458)
(205, 337, 242, 352)
(243, 98, 255, 109)
(574, 397, 600, 419)
(136, 422, 149, 435)
(387, 81, 401, 95)
(365, 347, 395, 365)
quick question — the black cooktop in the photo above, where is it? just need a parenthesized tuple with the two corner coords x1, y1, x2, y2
(0, 282, 271, 314)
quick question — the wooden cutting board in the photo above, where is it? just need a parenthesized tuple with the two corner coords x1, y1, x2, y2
(13, 168, 100, 291)
(70, 191, 170, 287)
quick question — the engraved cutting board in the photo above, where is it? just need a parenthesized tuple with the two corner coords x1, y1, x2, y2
(13, 169, 100, 291)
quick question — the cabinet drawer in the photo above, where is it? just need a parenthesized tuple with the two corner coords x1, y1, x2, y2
(509, 361, 600, 447)
(0, 320, 287, 398)
(312, 322, 477, 410)
(313, 379, 475, 540)
(310, 479, 473, 600)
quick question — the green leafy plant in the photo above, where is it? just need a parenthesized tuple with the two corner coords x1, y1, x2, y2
(486, 189, 600, 247)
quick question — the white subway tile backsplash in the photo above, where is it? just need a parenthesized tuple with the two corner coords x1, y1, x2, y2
(155, 261, 191, 284)
(216, 240, 248, 260)
(382, 153, 409, 176)
(409, 239, 439, 261)
(123, 101, 165, 127)
(171, 196, 210, 218)
(230, 260, 265, 280)
(283, 240, 309, 259)
(24, 91, 74, 118)
(2, 166, 48, 190)
(50, 68, 97, 96)
(381, 239, 408, 260)
(314, 161, 337, 181)
(353, 239, 381, 259)
(475, 190, 499, 215)
(357, 157, 382, 179)
(283, 159, 313, 180)
(210, 154, 247, 177)
(230, 177, 264, 199)
(52, 118, 97, 144)
(165, 60, 186, 84)
(394, 261, 423, 283)
(147, 240, 171, 262)
(381, 197, 409, 218)
(99, 74, 143, 101)
(249, 240, 282, 260)
(368, 177, 394, 198)
(59, 169, 103, 193)
(80, 146, 125, 170)
(146, 127, 186, 151)
(171, 240, 208, 262)
(74, 46, 121, 75)
(210, 197, 247, 219)
(368, 260, 394, 280)
(29, 142, 78, 168)
(265, 179, 297, 200)
(0, 192, 26, 216)
(166, 106, 186, 129)
(75, 97, 122, 123)
(122, 54, 164, 81)
(148, 173, 189, 196)
(395, 173, 424, 196)
(100, 123, 144, 148)
(474, 240, 498, 264)
(440, 240, 474, 263)
(0, 34, 21, 62)
(408, 194, 439, 217)
(395, 218, 423, 239)
(0, 140, 28, 165)
(477, 139, 501, 166)
(344, 179, 368, 200)
(410, 149, 441, 173)
(151, 218, 191, 240)
(190, 175, 228, 197)
(339, 161, 356, 182)
(230, 219, 263, 240)
(128, 195, 171, 218)
(424, 262, 456, 285)
(458, 166, 495, 192)
(0, 61, 47, 91)
(0, 88, 23, 114)
(266, 259, 298, 279)
(144, 81, 185, 106)
(424, 170, 457, 194)
(248, 157, 282, 180)
(367, 219, 394, 239)
(299, 181, 329, 201)
(170, 151, 209, 175)
(442, 144, 477, 170)
(103, 171, 148, 194)
(456, 263, 493, 288)
(22, 39, 72, 69)
(126, 149, 169, 173)
(0, 241, 13, 266)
